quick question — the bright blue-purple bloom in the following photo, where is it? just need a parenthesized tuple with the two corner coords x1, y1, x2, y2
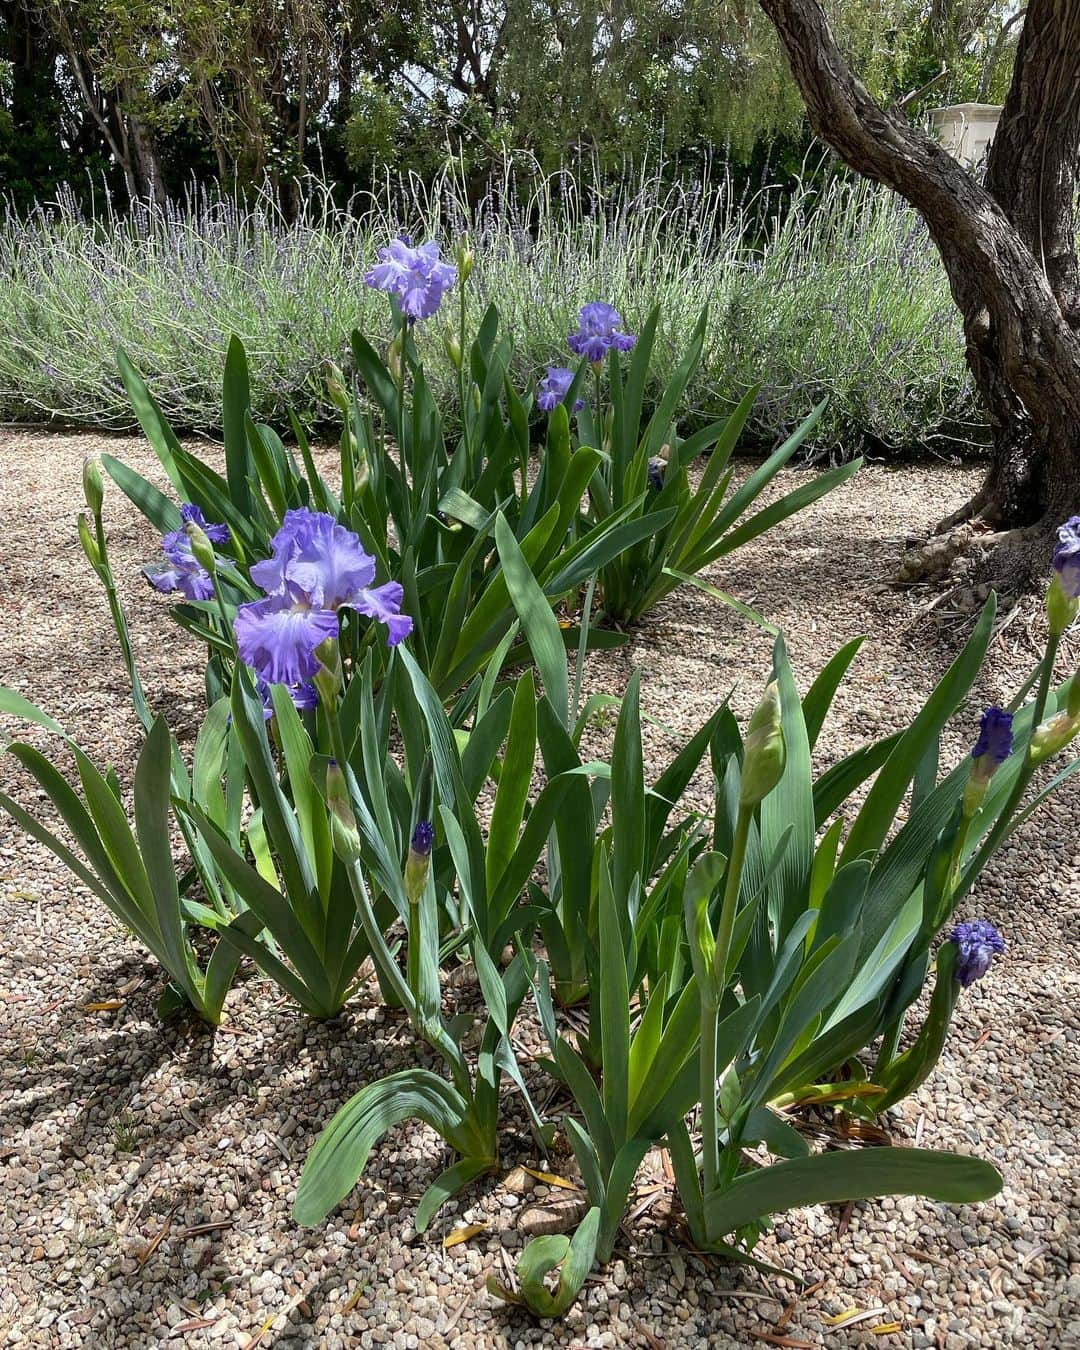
(1052, 516, 1080, 599)
(971, 706, 1013, 767)
(234, 508, 412, 688)
(949, 919, 1005, 988)
(567, 302, 636, 362)
(365, 236, 457, 320)
(537, 366, 584, 414)
(256, 676, 318, 721)
(410, 820, 434, 857)
(143, 504, 230, 602)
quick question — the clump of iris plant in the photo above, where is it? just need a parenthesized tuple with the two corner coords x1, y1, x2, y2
(143, 502, 230, 601)
(536, 366, 584, 413)
(948, 918, 1005, 988)
(567, 302, 636, 362)
(364, 237, 457, 321)
(234, 508, 412, 689)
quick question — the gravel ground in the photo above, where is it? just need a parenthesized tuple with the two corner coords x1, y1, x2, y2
(1, 429, 1078, 1349)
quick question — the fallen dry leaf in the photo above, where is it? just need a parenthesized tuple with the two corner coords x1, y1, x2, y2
(443, 1222, 487, 1249)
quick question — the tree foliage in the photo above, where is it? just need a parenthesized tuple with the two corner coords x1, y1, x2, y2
(0, 0, 1023, 203)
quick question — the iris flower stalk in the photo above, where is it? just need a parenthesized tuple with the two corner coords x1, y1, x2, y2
(78, 461, 151, 730)
(322, 703, 469, 1087)
(699, 682, 786, 1199)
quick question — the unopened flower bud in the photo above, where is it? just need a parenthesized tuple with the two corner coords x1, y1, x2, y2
(82, 457, 104, 516)
(455, 239, 474, 282)
(387, 332, 404, 385)
(405, 820, 434, 904)
(948, 918, 1004, 988)
(1029, 708, 1080, 763)
(1068, 673, 1080, 719)
(443, 334, 463, 371)
(312, 637, 342, 705)
(77, 512, 101, 569)
(1046, 573, 1078, 637)
(962, 705, 1013, 815)
(185, 521, 217, 576)
(326, 759, 362, 862)
(740, 681, 786, 807)
(325, 360, 349, 413)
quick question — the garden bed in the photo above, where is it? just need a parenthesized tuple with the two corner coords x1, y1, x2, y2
(1, 430, 1076, 1348)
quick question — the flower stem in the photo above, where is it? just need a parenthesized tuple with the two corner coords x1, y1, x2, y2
(954, 632, 1060, 904)
(700, 801, 753, 1201)
(699, 995, 720, 1199)
(91, 512, 151, 731)
(711, 803, 752, 992)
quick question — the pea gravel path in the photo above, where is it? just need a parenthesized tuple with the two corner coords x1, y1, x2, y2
(1, 429, 1077, 1350)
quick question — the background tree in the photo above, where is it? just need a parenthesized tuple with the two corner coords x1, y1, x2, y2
(759, 0, 1080, 586)
(2, 0, 1025, 205)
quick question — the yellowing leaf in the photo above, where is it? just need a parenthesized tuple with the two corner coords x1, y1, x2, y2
(443, 1222, 487, 1249)
(521, 1167, 580, 1191)
(872, 1323, 903, 1335)
(823, 1308, 861, 1326)
(83, 1000, 124, 1012)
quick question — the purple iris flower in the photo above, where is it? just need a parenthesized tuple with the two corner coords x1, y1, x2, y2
(537, 366, 585, 414)
(410, 820, 434, 858)
(567, 302, 637, 362)
(365, 236, 457, 320)
(1052, 516, 1080, 599)
(647, 456, 666, 492)
(948, 919, 1005, 988)
(234, 508, 412, 687)
(143, 505, 230, 601)
(180, 502, 230, 545)
(971, 706, 1013, 767)
(256, 676, 318, 721)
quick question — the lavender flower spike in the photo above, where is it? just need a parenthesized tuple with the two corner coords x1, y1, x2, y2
(536, 366, 584, 413)
(948, 919, 1005, 988)
(567, 302, 636, 362)
(235, 508, 411, 689)
(365, 237, 457, 321)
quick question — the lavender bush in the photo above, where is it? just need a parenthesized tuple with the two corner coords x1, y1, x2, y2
(0, 167, 977, 455)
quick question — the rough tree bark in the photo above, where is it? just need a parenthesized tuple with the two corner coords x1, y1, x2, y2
(759, 0, 1080, 587)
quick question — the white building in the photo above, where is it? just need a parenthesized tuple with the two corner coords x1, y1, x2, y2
(927, 103, 1003, 167)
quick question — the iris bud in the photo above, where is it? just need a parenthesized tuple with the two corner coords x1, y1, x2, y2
(455, 240, 474, 283)
(326, 759, 362, 862)
(185, 521, 217, 576)
(962, 706, 1013, 815)
(77, 512, 101, 569)
(740, 681, 786, 807)
(82, 457, 104, 516)
(325, 360, 349, 413)
(312, 637, 342, 705)
(949, 918, 1004, 988)
(443, 334, 463, 371)
(1029, 709, 1080, 764)
(405, 820, 434, 904)
(387, 332, 404, 385)
(1046, 573, 1078, 637)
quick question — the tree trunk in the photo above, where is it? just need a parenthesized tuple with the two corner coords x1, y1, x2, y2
(759, 0, 1080, 587)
